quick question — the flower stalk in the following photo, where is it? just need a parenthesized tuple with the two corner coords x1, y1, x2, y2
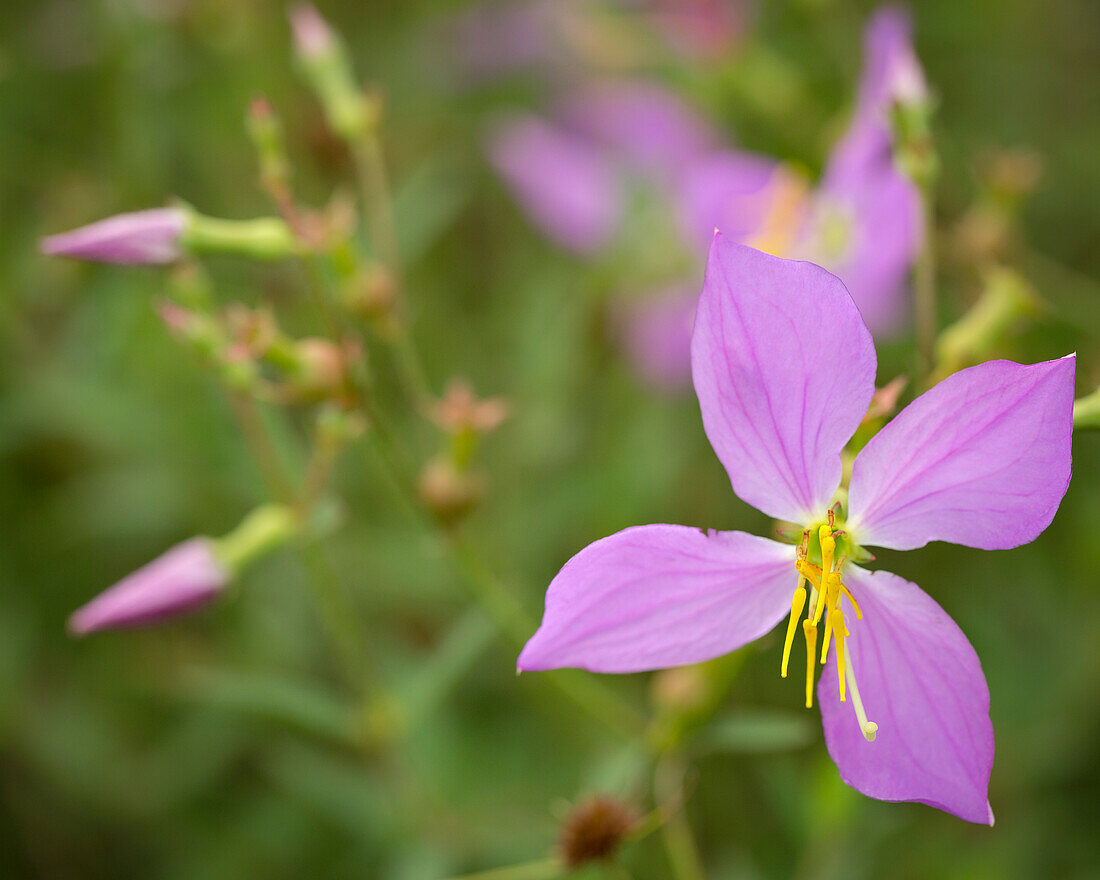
(1073, 387, 1100, 431)
(933, 266, 1038, 381)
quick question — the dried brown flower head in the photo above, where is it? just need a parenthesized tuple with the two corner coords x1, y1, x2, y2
(559, 795, 636, 869)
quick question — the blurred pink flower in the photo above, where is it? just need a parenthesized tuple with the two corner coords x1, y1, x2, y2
(489, 7, 925, 389)
(68, 538, 228, 635)
(615, 286, 699, 390)
(40, 207, 187, 265)
(489, 80, 717, 255)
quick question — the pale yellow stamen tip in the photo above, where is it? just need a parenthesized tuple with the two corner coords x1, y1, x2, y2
(862, 722, 879, 742)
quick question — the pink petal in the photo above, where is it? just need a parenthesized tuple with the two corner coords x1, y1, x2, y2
(692, 235, 877, 523)
(828, 6, 926, 185)
(68, 538, 228, 635)
(848, 357, 1075, 551)
(617, 285, 699, 390)
(675, 150, 795, 254)
(488, 114, 620, 255)
(561, 80, 717, 179)
(799, 159, 921, 335)
(40, 208, 187, 265)
(819, 567, 994, 825)
(518, 526, 795, 673)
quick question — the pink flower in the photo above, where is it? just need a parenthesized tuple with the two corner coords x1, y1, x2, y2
(519, 235, 1076, 823)
(615, 285, 700, 391)
(490, 8, 926, 388)
(488, 80, 718, 255)
(40, 208, 188, 265)
(68, 538, 228, 635)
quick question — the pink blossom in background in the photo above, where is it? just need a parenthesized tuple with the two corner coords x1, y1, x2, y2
(40, 207, 188, 265)
(792, 5, 923, 332)
(519, 235, 1075, 823)
(68, 538, 228, 634)
(446, 0, 747, 84)
(489, 114, 621, 255)
(488, 79, 717, 256)
(488, 7, 926, 389)
(635, 0, 749, 59)
(615, 286, 699, 390)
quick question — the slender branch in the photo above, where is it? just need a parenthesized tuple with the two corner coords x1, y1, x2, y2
(353, 400, 644, 738)
(914, 190, 937, 381)
(439, 858, 561, 880)
(224, 391, 376, 696)
(654, 755, 705, 880)
(354, 135, 400, 284)
(227, 391, 296, 502)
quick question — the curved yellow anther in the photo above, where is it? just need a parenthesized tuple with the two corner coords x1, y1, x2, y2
(781, 585, 807, 678)
(802, 619, 818, 709)
(795, 560, 822, 590)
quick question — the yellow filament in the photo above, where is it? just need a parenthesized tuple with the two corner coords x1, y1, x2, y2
(818, 572, 841, 662)
(802, 619, 818, 709)
(839, 582, 863, 619)
(781, 584, 807, 678)
(845, 657, 878, 742)
(819, 524, 835, 573)
(830, 608, 849, 702)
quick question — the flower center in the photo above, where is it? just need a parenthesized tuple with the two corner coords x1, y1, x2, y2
(744, 167, 808, 257)
(780, 513, 878, 742)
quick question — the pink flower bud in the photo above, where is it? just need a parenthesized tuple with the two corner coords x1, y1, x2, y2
(289, 3, 335, 58)
(40, 208, 188, 265)
(68, 538, 228, 635)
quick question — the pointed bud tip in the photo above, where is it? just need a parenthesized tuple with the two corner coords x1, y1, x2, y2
(289, 3, 335, 57)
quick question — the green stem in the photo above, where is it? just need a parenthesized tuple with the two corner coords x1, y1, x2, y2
(354, 136, 400, 283)
(354, 406, 644, 738)
(227, 391, 296, 503)
(448, 533, 644, 739)
(914, 190, 937, 382)
(1073, 387, 1100, 431)
(225, 391, 376, 696)
(439, 858, 561, 880)
(654, 755, 705, 880)
(351, 136, 434, 407)
(341, 94, 642, 739)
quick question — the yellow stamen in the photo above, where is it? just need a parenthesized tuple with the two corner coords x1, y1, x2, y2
(819, 608, 833, 663)
(802, 619, 818, 709)
(844, 654, 877, 742)
(795, 560, 822, 590)
(830, 608, 849, 702)
(839, 582, 863, 619)
(818, 571, 841, 662)
(781, 584, 807, 678)
(819, 524, 835, 573)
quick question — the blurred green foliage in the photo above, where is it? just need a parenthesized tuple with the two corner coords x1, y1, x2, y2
(1, 1, 1099, 878)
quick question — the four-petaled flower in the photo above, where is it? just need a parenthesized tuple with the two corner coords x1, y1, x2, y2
(519, 234, 1075, 824)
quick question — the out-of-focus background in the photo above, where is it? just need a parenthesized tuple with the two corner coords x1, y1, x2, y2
(2, 1, 1099, 878)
